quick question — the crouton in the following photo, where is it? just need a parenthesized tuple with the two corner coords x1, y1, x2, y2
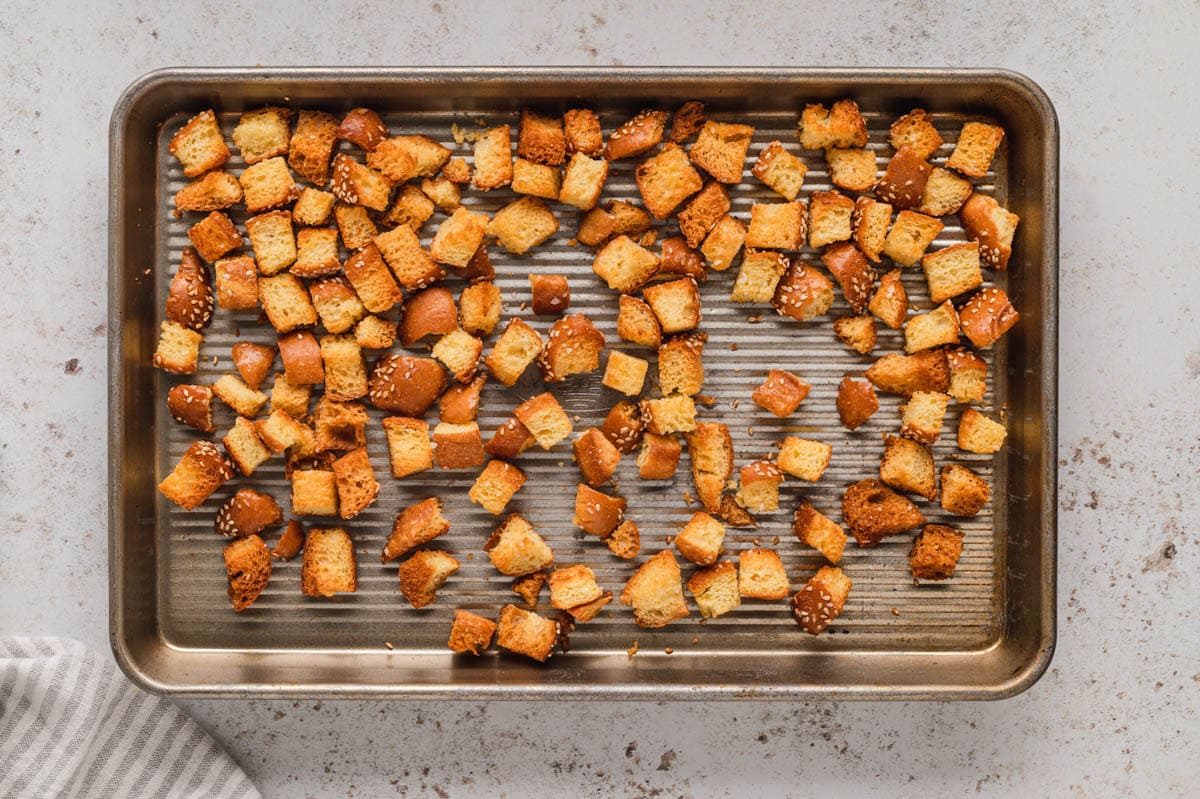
(488, 196, 559, 255)
(396, 288, 454, 347)
(642, 395, 697, 435)
(319, 334, 368, 401)
(772, 261, 835, 321)
(354, 315, 396, 350)
(941, 464, 991, 516)
(213, 374, 269, 418)
(420, 175, 460, 212)
(373, 227, 443, 291)
(793, 499, 847, 563)
(214, 255, 258, 310)
(689, 120, 754, 183)
(244, 210, 297, 276)
(312, 397, 368, 453)
(635, 432, 681, 480)
(333, 203, 379, 249)
(456, 282, 501, 337)
(558, 153, 609, 211)
(738, 548, 789, 600)
(290, 468, 338, 516)
(174, 171, 243, 212)
(442, 157, 471, 184)
(564, 591, 613, 623)
(254, 408, 310, 454)
(751, 369, 810, 417)
(822, 243, 876, 314)
(382, 185, 435, 232)
(602, 350, 649, 396)
(399, 550, 460, 608)
(510, 572, 547, 609)
(686, 421, 732, 512)
(169, 109, 229, 177)
(335, 107, 389, 151)
(448, 610, 497, 655)
(809, 191, 856, 249)
(746, 201, 806, 251)
(883, 209, 945, 268)
(852, 196, 892, 263)
(300, 527, 357, 596)
(432, 421, 485, 469)
(889, 109, 943, 160)
(430, 207, 489, 269)
(432, 329, 483, 383)
(836, 376, 879, 431)
(383, 497, 450, 562)
(564, 108, 603, 156)
(826, 147, 877, 192)
(731, 249, 789, 303)
(919, 167, 973, 217)
(516, 110, 566, 165)
(635, 143, 703, 219)
(239, 156, 300, 213)
(330, 153, 393, 211)
(613, 294, 661, 349)
(485, 417, 536, 460)
(657, 333, 706, 396)
(378, 416, 431, 478)
(960, 193, 1020, 270)
(469, 459, 527, 515)
(880, 434, 937, 500)
(286, 111, 338, 186)
(309, 276, 366, 335)
(700, 214, 747, 272)
(276, 330, 323, 385)
(188, 211, 242, 263)
(269, 371, 311, 419)
(922, 242, 982, 304)
(946, 348, 988, 404)
(593, 235, 659, 293)
(331, 447, 379, 519)
(290, 227, 340, 279)
(641, 278, 702, 334)
(223, 534, 271, 611)
(158, 439, 234, 510)
(834, 315, 877, 355)
(258, 273, 316, 333)
(164, 248, 213, 332)
(368, 352, 446, 417)
(514, 392, 573, 449)
(799, 100, 868, 149)
(511, 157, 561, 200)
(168, 384, 215, 433)
(484, 319, 542, 386)
(905, 300, 961, 353)
(736, 461, 784, 513)
(453, 242, 496, 283)
(957, 408, 1007, 454)
(620, 549, 689, 627)
(875, 146, 931, 211)
(342, 243, 402, 313)
(669, 100, 706, 142)
(959, 286, 1019, 349)
(573, 483, 627, 537)
(369, 135, 450, 181)
(602, 399, 646, 454)
(842, 478, 926, 546)
(777, 436, 833, 482)
(496, 605, 559, 662)
(472, 124, 513, 190)
(603, 519, 640, 560)
(677, 181, 730, 248)
(791, 565, 851, 635)
(752, 141, 807, 200)
(485, 515, 554, 576)
(684, 561, 741, 620)
(549, 564, 604, 612)
(577, 207, 616, 247)
(438, 374, 486, 425)
(947, 121, 1004, 178)
(524, 275, 569, 317)
(541, 314, 605, 382)
(605, 109, 669, 160)
(900, 391, 951, 444)
(658, 237, 706, 282)
(573, 428, 621, 487)
(868, 268, 908, 329)
(866, 349, 950, 396)
(720, 492, 759, 527)
(910, 524, 965, 581)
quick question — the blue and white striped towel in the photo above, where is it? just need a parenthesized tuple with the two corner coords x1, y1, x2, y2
(0, 637, 260, 799)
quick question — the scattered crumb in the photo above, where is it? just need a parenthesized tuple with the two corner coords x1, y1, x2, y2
(731, 399, 740, 409)
(747, 315, 762, 323)
(384, 641, 394, 650)
(891, 607, 900, 616)
(691, 636, 700, 645)
(747, 426, 755, 437)
(696, 394, 716, 406)
(567, 238, 578, 246)
(573, 415, 581, 422)
(639, 231, 657, 247)
(627, 641, 639, 658)
(143, 268, 151, 275)
(664, 647, 674, 655)
(753, 538, 760, 546)
(683, 491, 695, 505)
(730, 343, 738, 351)
(519, 302, 528, 311)
(772, 535, 780, 545)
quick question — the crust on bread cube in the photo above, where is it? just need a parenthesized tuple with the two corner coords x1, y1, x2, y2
(875, 146, 931, 211)
(541, 314, 605, 382)
(700, 214, 746, 272)
(910, 524, 965, 581)
(822, 242, 876, 314)
(335, 107, 389, 152)
(959, 286, 1019, 349)
(158, 440, 234, 510)
(602, 399, 647, 455)
(287, 111, 339, 186)
(866, 350, 950, 396)
(448, 610, 497, 655)
(836, 376, 879, 431)
(772, 261, 835, 322)
(383, 497, 450, 563)
(947, 347, 988, 403)
(842, 478, 926, 547)
(868, 268, 908, 329)
(496, 604, 559, 662)
(332, 447, 379, 520)
(791, 565, 851, 635)
(343, 243, 403, 313)
(793, 499, 847, 564)
(731, 249, 789, 303)
(564, 108, 603, 156)
(573, 483, 627, 537)
(169, 109, 230, 177)
(469, 459, 527, 515)
(486, 318, 543, 386)
(752, 369, 810, 417)
(188, 211, 243, 263)
(616, 295, 662, 348)
(736, 460, 784, 513)
(677, 181, 730, 248)
(947, 121, 1004, 178)
(604, 109, 668, 160)
(301, 527, 357, 596)
(960, 193, 1020, 270)
(573, 428, 622, 487)
(941, 464, 991, 516)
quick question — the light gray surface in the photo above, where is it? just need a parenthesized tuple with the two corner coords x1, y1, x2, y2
(0, 0, 1196, 796)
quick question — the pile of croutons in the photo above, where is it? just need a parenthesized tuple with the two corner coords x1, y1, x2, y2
(155, 98, 1018, 662)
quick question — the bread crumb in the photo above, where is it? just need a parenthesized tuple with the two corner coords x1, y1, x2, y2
(773, 535, 780, 545)
(664, 647, 674, 655)
(747, 315, 762, 323)
(891, 607, 900, 616)
(731, 399, 740, 409)
(384, 641, 394, 650)
(747, 426, 755, 437)
(683, 491, 695, 505)
(627, 640, 639, 657)
(691, 636, 700, 645)
(730, 343, 738, 351)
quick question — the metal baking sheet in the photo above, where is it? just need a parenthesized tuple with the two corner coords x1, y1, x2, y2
(109, 68, 1057, 699)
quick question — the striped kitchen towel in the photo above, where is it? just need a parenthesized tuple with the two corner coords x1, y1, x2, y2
(0, 637, 260, 799)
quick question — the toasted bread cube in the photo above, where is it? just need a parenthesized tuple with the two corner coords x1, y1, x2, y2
(791, 566, 850, 635)
(496, 605, 559, 662)
(432, 329, 483, 383)
(658, 236, 706, 282)
(665, 100, 705, 143)
(312, 397, 368, 453)
(379, 416, 432, 478)
(823, 147, 875, 193)
(486, 515, 554, 577)
(960, 193, 1019, 270)
(746, 201, 806, 251)
(420, 175, 461, 213)
(468, 459, 527, 515)
(752, 369, 810, 417)
(239, 156, 299, 213)
(383, 498, 450, 562)
(731, 249, 789, 303)
(880, 434, 937, 500)
(686, 421, 732, 512)
(511, 571, 547, 609)
(602, 351, 648, 396)
(320, 334, 367, 401)
(900, 391, 951, 444)
(601, 399, 647, 454)
(564, 591, 613, 623)
(331, 447, 379, 519)
(245, 210, 297, 276)
(852, 196, 891, 264)
(738, 548, 789, 600)
(959, 287, 1019, 349)
(330, 153, 392, 211)
(152, 320, 202, 375)
(957, 408, 1007, 454)
(620, 549, 689, 627)
(822, 242, 876, 313)
(222, 534, 271, 612)
(910, 524, 965, 581)
(947, 348, 988, 404)
(793, 499, 847, 564)
(922, 242, 982, 305)
(689, 121, 753, 183)
(527, 274, 569, 317)
(700, 214, 746, 272)
(548, 564, 603, 612)
(471, 124, 513, 190)
(514, 392, 573, 449)
(510, 157, 561, 200)
(875, 146, 931, 211)
(214, 491, 284, 542)
(736, 461, 783, 513)
(882, 210, 944, 267)
(167, 384, 215, 432)
(309, 276, 365, 334)
(558, 152, 609, 211)
(541, 314, 605, 382)
(834, 315, 878, 355)
(300, 527, 356, 596)
(291, 469, 338, 516)
(576, 207, 616, 247)
(941, 464, 991, 516)
(563, 108, 602, 155)
(448, 610, 496, 655)
(635, 143, 703, 219)
(777, 436, 832, 482)
(158, 440, 234, 510)
(772, 261, 835, 321)
(605, 109, 669, 160)
(573, 428, 621, 487)
(286, 110, 338, 186)
(398, 550, 460, 609)
(486, 417, 536, 460)
(799, 100, 868, 149)
(380, 187, 433, 235)
(254, 408, 309, 454)
(843, 478, 926, 546)
(657, 333, 706, 396)
(441, 157, 471, 184)
(573, 483, 627, 537)
(868, 268, 908, 329)
(431, 421, 485, 470)
(343, 243, 402, 313)
(634, 431, 680, 480)
(330, 203, 376, 250)
(677, 181, 730, 248)
(169, 109, 229, 176)
(488, 196, 559, 255)
(351, 316, 394, 351)
(593, 235, 659, 293)
(165, 248, 213, 331)
(368, 135, 449, 182)
(808, 191, 855, 249)
(213, 374, 269, 417)
(642, 277, 701, 333)
(889, 109, 943, 160)
(919, 167, 973, 217)
(641, 395, 696, 435)
(516, 110, 566, 165)
(452, 282, 500, 338)
(484, 319, 542, 386)
(836, 377, 879, 431)
(213, 256, 258, 310)
(430, 207, 489, 269)
(598, 519, 638, 560)
(751, 141, 807, 200)
(276, 329, 324, 386)
(270, 372, 311, 418)
(947, 121, 1004, 178)
(174, 171, 243, 212)
(398, 287, 455, 347)
(866, 350, 950, 396)
(374, 225, 444, 290)
(292, 187, 336, 226)
(905, 300, 961, 353)
(290, 227, 340, 279)
(187, 211, 242, 263)
(684, 560, 740, 620)
(616, 294, 662, 348)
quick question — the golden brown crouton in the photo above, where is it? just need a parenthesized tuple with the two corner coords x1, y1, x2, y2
(746, 201, 806, 251)
(791, 566, 851, 635)
(834, 315, 878, 355)
(486, 514, 554, 577)
(269, 371, 311, 419)
(517, 110, 566, 165)
(657, 333, 706, 396)
(169, 109, 229, 177)
(905, 300, 961, 354)
(866, 349, 950, 396)
(880, 434, 937, 500)
(946, 348, 988, 404)
(822, 242, 876, 314)
(900, 391, 951, 444)
(960, 193, 1020, 270)
(868, 268, 908, 329)
(875, 146, 931, 211)
(602, 350, 649, 396)
(677, 181, 730, 248)
(686, 561, 740, 619)
(335, 107, 389, 152)
(919, 167, 973, 217)
(342, 243, 403, 313)
(438, 374, 486, 424)
(738, 548, 789, 600)
(165, 248, 214, 331)
(432, 421, 485, 470)
(842, 478, 926, 547)
(528, 275, 569, 316)
(370, 355, 443, 413)
(606, 519, 642, 560)
(214, 255, 258, 310)
(574, 427, 622, 487)
(635, 143, 703, 219)
(601, 399, 647, 454)
(442, 157, 472, 184)
(669, 100, 706, 142)
(852, 196, 892, 263)
(381, 416, 432, 478)
(224, 534, 272, 611)
(174, 171, 243, 212)
(319, 334, 368, 401)
(957, 408, 1007, 453)
(333, 202, 379, 249)
(731, 249, 789, 304)
(826, 147, 877, 192)
(309, 276, 366, 335)
(473, 124, 513, 190)
(941, 464, 991, 516)
(312, 397, 369, 453)
(577, 206, 616, 247)
(488, 196, 559, 254)
(485, 319, 543, 386)
(168, 384, 215, 432)
(331, 447, 379, 519)
(496, 604, 559, 662)
(158, 439, 234, 510)
(448, 610, 497, 655)
(558, 153, 609, 210)
(245, 210, 297, 276)
(368, 135, 450, 181)
(301, 527, 356, 596)
(469, 459, 527, 515)
(752, 369, 810, 417)
(910, 524, 965, 580)
(511, 157, 561, 200)
(276, 330, 324, 386)
(354, 315, 396, 350)
(793, 499, 847, 563)
(772, 261, 835, 322)
(616, 294, 663, 348)
(213, 374, 269, 418)
(240, 156, 300, 213)
(548, 564, 604, 612)
(290, 227, 340, 279)
(752, 141, 807, 200)
(398, 287, 455, 346)
(809, 191, 856, 249)
(573, 483, 627, 537)
(642, 395, 697, 435)
(188, 211, 243, 263)
(254, 408, 310, 454)
(736, 460, 784, 513)
(287, 110, 338, 186)
(620, 549, 689, 627)
(889, 109, 943, 160)
(399, 550, 460, 608)
(290, 468, 339, 516)
(459, 281, 502, 336)
(383, 497, 450, 563)
(511, 572, 547, 608)
(430, 207, 489, 269)
(922, 242, 983, 304)
(686, 421, 732, 512)
(947, 121, 1004, 178)
(883, 208, 945, 267)
(658, 237, 706, 282)
(593, 235, 659, 293)
(564, 108, 603, 156)
(959, 286, 1019, 348)
(432, 329, 483, 383)
(382, 185, 435, 232)
(700, 214, 747, 272)
(799, 100, 868, 149)
(421, 175, 461, 212)
(689, 121, 754, 183)
(541, 314, 605, 382)
(777, 436, 833, 482)
(605, 109, 669, 160)
(330, 153, 392, 211)
(636, 431, 681, 480)
(836, 376, 879, 431)
(514, 392, 573, 449)
(374, 225, 444, 290)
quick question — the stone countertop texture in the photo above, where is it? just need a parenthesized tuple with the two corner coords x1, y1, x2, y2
(1, 1, 1197, 796)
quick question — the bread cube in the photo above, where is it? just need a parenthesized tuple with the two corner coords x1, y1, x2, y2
(253, 408, 308, 454)
(882, 210, 944, 267)
(799, 100, 868, 149)
(291, 227, 340, 278)
(681, 561, 737, 619)
(809, 191, 856, 248)
(287, 110, 338, 186)
(332, 203, 378, 250)
(312, 397, 368, 453)
(214, 256, 258, 310)
(947, 121, 1004, 178)
(866, 350, 950, 396)
(957, 408, 1007, 453)
(867, 268, 907, 330)
(240, 156, 299, 213)
(152, 320, 203, 375)
(826, 147, 876, 192)
(421, 175, 461, 212)
(689, 121, 754, 183)
(431, 207, 489, 268)
(259, 273, 318, 334)
(485, 319, 542, 386)
(269, 371, 311, 419)
(439, 374, 486, 424)
(291, 469, 338, 516)
(558, 152, 609, 210)
(889, 109, 943, 160)
(397, 287, 454, 347)
(606, 519, 642, 560)
(516, 110, 566, 165)
(910, 524, 965, 581)
(947, 348, 988, 404)
(919, 167, 973, 217)
(245, 210, 296, 276)
(752, 369, 810, 417)
(960, 193, 1020, 270)
(941, 464, 991, 516)
(441, 157, 471, 184)
(900, 391, 951, 444)
(374, 225, 444, 290)
(793, 499, 847, 564)
(432, 421, 485, 470)
(658, 236, 706, 282)
(548, 564, 604, 612)
(564, 108, 603, 155)
(336, 107, 389, 151)
(354, 315, 396, 350)
(398, 550, 460, 609)
(343, 243, 402, 313)
(616, 295, 662, 348)
(368, 135, 449, 181)
(527, 274, 569, 317)
(777, 436, 832, 482)
(459, 281, 502, 336)
(905, 300, 961, 353)
(511, 572, 546, 608)
(842, 478, 926, 547)
(700, 214, 746, 272)
(448, 610, 497, 656)
(593, 235, 659, 292)
(486, 515, 554, 577)
(834, 315, 877, 355)
(301, 527, 357, 596)
(620, 549, 689, 628)
(641, 395, 696, 435)
(736, 461, 783, 513)
(331, 153, 392, 211)
(164, 248, 213, 331)
(213, 373, 268, 418)
(485, 417, 535, 460)
(686, 422, 732, 512)
(223, 534, 271, 612)
(432, 329, 483, 383)
(731, 249, 789, 303)
(602, 350, 649, 396)
(576, 206, 616, 247)
(601, 399, 647, 454)
(635, 432, 680, 480)
(635, 143, 703, 219)
(514, 392, 573, 449)
(309, 276, 365, 334)
(331, 447, 379, 519)
(319, 334, 367, 401)
(496, 605, 559, 662)
(746, 201, 806, 251)
(657, 333, 706, 396)
(469, 459, 527, 515)
(188, 211, 242, 263)
(822, 242, 876, 314)
(174, 171, 242, 212)
(738, 548, 789, 600)
(382, 185, 435, 232)
(453, 244, 496, 284)
(276, 330, 323, 386)
(511, 157, 561, 200)
(605, 109, 668, 160)
(573, 428, 622, 487)
(959, 286, 1019, 349)
(880, 434, 937, 500)
(851, 197, 890, 265)
(383, 497, 450, 562)
(772, 261, 835, 321)
(472, 124, 513, 190)
(875, 146, 931, 211)
(167, 384, 215, 433)
(752, 141, 807, 200)
(791, 566, 851, 635)
(573, 483, 627, 537)
(158, 440, 234, 510)
(677, 181, 730, 248)
(541, 313, 605, 381)
(922, 242, 982, 304)
(488, 196, 559, 254)
(670, 511, 725, 566)
(169, 109, 229, 177)
(836, 377, 879, 431)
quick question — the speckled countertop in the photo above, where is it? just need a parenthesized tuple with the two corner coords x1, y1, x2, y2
(1, 1, 1197, 796)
